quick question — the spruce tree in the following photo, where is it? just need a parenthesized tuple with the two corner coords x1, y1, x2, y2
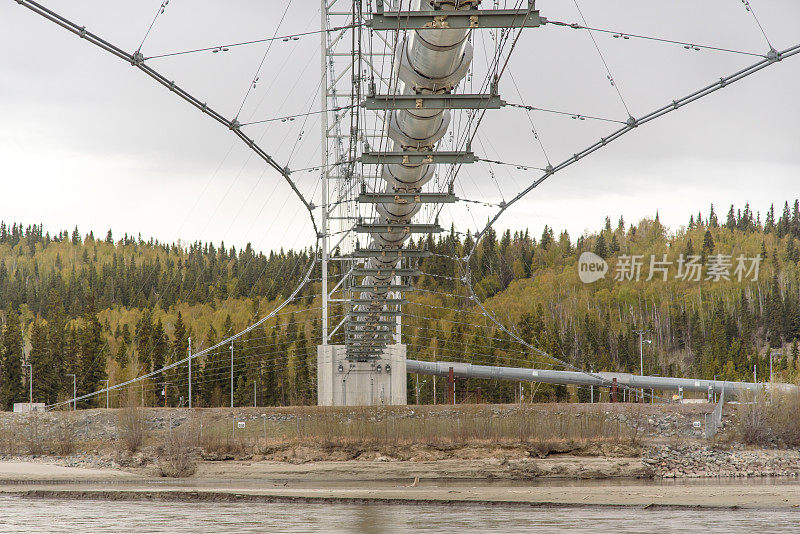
(135, 310, 153, 372)
(80, 300, 107, 407)
(0, 311, 25, 410)
(200, 325, 219, 406)
(701, 230, 715, 263)
(276, 322, 289, 406)
(151, 319, 168, 402)
(609, 233, 620, 255)
(29, 319, 56, 404)
(293, 330, 311, 405)
(708, 204, 719, 227)
(46, 289, 67, 399)
(115, 339, 129, 367)
(233, 375, 250, 407)
(221, 315, 234, 402)
(725, 205, 736, 229)
(593, 233, 608, 259)
(170, 312, 189, 405)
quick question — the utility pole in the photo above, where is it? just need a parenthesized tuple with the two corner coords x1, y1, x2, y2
(753, 364, 757, 384)
(770, 350, 774, 384)
(253, 380, 257, 408)
(66, 374, 76, 411)
(433, 347, 437, 405)
(188, 337, 192, 409)
(634, 330, 652, 402)
(103, 379, 109, 409)
(769, 351, 774, 403)
(23, 364, 32, 404)
(230, 341, 234, 409)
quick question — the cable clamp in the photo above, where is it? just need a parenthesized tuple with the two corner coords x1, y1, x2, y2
(229, 119, 241, 131)
(626, 116, 638, 127)
(545, 164, 553, 173)
(131, 51, 145, 66)
(79, 26, 87, 38)
(767, 48, 780, 61)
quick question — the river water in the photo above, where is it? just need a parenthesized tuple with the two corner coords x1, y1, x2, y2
(1, 495, 798, 533)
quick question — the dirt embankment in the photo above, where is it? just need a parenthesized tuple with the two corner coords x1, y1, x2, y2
(2, 403, 798, 482)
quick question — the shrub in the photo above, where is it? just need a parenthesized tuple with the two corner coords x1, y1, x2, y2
(0, 419, 18, 455)
(769, 391, 800, 446)
(117, 405, 146, 452)
(736, 391, 773, 445)
(52, 419, 78, 456)
(734, 390, 800, 446)
(158, 420, 200, 477)
(21, 413, 48, 455)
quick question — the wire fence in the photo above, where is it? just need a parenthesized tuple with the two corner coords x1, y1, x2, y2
(705, 386, 725, 438)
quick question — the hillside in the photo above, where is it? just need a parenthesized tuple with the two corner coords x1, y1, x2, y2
(0, 200, 799, 408)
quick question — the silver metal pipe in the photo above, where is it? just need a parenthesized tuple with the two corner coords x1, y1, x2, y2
(353, 0, 478, 346)
(406, 359, 799, 395)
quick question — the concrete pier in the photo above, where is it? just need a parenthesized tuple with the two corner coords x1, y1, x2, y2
(317, 345, 407, 406)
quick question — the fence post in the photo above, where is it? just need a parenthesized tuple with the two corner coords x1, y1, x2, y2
(447, 367, 455, 405)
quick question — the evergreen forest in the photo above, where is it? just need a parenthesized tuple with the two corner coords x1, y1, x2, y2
(1, 199, 799, 409)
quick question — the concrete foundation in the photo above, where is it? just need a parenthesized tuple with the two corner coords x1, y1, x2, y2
(317, 344, 407, 406)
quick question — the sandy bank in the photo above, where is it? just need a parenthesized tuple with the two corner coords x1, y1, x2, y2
(6, 483, 800, 510)
(0, 454, 645, 482)
(1, 459, 800, 509)
(0, 461, 140, 482)
(194, 455, 647, 480)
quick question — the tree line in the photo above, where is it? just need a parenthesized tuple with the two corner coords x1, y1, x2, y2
(1, 198, 799, 408)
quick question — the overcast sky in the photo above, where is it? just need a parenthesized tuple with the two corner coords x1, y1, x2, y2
(1, 0, 798, 254)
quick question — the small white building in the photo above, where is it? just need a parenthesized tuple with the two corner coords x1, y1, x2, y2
(13, 403, 46, 413)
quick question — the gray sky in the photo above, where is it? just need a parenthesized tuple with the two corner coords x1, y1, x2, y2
(1, 0, 798, 254)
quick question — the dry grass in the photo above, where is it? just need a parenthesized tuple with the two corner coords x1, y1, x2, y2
(0, 414, 78, 456)
(0, 403, 665, 461)
(193, 405, 633, 457)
